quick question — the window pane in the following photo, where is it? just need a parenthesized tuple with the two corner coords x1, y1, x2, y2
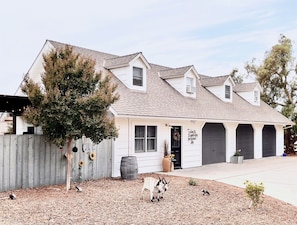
(186, 77, 193, 86)
(254, 90, 258, 102)
(135, 126, 145, 137)
(135, 126, 145, 152)
(147, 126, 157, 152)
(135, 139, 145, 152)
(186, 77, 195, 93)
(225, 85, 230, 99)
(133, 67, 143, 86)
(147, 126, 156, 137)
(147, 139, 156, 152)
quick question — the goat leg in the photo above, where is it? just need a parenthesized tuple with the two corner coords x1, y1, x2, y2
(150, 191, 154, 202)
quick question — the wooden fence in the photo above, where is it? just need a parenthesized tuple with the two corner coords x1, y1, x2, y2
(0, 135, 113, 192)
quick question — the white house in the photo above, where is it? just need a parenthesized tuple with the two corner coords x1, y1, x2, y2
(15, 40, 293, 177)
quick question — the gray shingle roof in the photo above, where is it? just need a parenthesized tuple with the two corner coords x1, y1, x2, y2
(234, 82, 261, 92)
(104, 52, 141, 69)
(47, 40, 293, 126)
(200, 75, 230, 87)
(159, 65, 194, 79)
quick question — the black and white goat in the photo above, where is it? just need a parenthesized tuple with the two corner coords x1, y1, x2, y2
(160, 177, 169, 199)
(141, 177, 169, 202)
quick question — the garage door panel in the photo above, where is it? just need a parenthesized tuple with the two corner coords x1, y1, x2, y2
(236, 124, 254, 159)
(262, 125, 276, 157)
(202, 123, 226, 165)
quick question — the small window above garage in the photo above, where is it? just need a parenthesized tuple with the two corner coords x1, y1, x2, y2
(200, 75, 235, 103)
(104, 52, 151, 92)
(158, 65, 199, 98)
(234, 82, 262, 106)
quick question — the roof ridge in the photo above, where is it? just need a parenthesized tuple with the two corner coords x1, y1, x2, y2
(159, 65, 193, 72)
(105, 52, 142, 61)
(47, 39, 118, 58)
(201, 74, 229, 79)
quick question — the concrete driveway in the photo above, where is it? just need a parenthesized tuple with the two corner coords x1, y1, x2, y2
(168, 156, 297, 207)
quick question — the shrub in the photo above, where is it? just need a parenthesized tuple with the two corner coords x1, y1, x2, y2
(188, 178, 197, 186)
(244, 180, 264, 209)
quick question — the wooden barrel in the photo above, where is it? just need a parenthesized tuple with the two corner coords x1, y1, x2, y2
(120, 156, 138, 180)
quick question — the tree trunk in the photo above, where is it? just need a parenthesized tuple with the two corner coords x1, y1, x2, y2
(66, 138, 73, 191)
(285, 129, 295, 154)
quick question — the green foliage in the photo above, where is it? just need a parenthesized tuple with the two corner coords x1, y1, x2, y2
(245, 34, 297, 153)
(233, 149, 241, 156)
(244, 180, 264, 209)
(230, 68, 243, 84)
(188, 178, 197, 186)
(21, 45, 119, 147)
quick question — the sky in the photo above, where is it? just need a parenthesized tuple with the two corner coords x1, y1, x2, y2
(1, 0, 297, 95)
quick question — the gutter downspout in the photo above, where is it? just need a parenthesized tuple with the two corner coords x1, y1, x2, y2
(128, 117, 130, 156)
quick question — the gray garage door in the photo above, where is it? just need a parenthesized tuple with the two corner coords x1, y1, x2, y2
(202, 123, 226, 165)
(236, 124, 254, 159)
(262, 125, 276, 157)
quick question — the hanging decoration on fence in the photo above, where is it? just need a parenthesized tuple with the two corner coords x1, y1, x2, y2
(78, 160, 84, 168)
(72, 140, 78, 152)
(89, 152, 96, 161)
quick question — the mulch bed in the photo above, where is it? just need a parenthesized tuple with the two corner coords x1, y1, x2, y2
(1, 174, 297, 225)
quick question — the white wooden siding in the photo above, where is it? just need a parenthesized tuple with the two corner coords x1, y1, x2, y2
(113, 118, 203, 177)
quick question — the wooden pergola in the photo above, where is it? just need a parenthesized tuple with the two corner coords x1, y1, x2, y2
(0, 95, 31, 134)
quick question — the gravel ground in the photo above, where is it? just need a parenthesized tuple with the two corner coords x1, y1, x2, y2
(1, 174, 297, 225)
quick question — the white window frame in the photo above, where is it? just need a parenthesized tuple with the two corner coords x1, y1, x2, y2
(186, 77, 195, 93)
(134, 125, 157, 153)
(133, 67, 143, 87)
(225, 85, 231, 99)
(254, 90, 258, 102)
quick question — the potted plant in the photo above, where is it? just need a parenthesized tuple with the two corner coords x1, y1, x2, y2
(162, 140, 171, 172)
(230, 149, 244, 164)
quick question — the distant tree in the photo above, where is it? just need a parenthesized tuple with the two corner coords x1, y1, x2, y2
(245, 34, 297, 154)
(22, 45, 119, 190)
(230, 68, 243, 84)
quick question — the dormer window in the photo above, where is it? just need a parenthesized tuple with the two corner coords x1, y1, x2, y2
(104, 52, 150, 91)
(225, 85, 231, 99)
(186, 77, 195, 93)
(233, 82, 262, 106)
(133, 67, 143, 86)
